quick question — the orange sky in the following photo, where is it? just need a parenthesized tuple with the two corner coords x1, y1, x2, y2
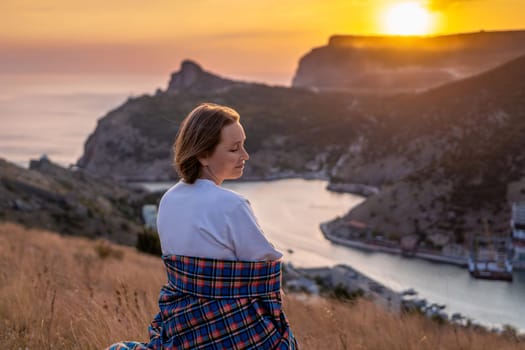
(1, 0, 524, 84)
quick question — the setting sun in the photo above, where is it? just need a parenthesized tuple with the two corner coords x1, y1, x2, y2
(382, 2, 433, 35)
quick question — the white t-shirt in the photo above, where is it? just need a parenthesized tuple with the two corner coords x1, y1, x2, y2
(156, 178, 282, 261)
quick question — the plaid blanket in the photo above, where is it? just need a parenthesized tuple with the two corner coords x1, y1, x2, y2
(107, 255, 298, 350)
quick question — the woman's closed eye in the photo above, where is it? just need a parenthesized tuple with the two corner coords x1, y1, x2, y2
(230, 143, 245, 152)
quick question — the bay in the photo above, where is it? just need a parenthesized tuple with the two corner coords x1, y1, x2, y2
(229, 179, 525, 332)
(1, 74, 523, 332)
(143, 179, 525, 332)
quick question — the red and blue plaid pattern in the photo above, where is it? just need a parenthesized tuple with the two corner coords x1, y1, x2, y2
(107, 255, 298, 350)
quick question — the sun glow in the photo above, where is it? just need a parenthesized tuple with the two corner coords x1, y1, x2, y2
(382, 2, 433, 35)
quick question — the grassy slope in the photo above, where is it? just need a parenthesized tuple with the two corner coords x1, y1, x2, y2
(0, 222, 523, 350)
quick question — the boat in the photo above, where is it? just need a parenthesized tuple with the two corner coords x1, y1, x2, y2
(468, 235, 513, 281)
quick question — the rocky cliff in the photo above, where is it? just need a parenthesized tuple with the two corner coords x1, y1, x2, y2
(166, 60, 249, 94)
(292, 30, 525, 94)
(77, 61, 368, 181)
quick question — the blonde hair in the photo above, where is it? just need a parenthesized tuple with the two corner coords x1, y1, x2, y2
(173, 103, 240, 183)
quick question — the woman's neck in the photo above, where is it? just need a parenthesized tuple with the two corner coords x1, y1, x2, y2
(199, 166, 222, 185)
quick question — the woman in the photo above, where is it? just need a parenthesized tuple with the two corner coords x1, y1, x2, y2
(107, 103, 297, 349)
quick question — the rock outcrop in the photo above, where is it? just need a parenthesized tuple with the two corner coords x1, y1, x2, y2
(292, 30, 525, 93)
(166, 60, 248, 94)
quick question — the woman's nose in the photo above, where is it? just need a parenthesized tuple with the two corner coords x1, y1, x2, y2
(242, 147, 250, 160)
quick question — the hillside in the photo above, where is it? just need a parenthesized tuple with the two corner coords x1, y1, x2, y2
(77, 60, 367, 182)
(0, 157, 148, 245)
(292, 30, 525, 93)
(328, 54, 525, 244)
(76, 52, 525, 248)
(1, 222, 523, 349)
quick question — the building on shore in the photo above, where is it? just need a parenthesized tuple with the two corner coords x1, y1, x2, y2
(512, 202, 525, 269)
(142, 204, 158, 230)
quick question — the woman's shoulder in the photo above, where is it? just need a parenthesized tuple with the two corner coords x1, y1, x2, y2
(161, 179, 247, 207)
(208, 182, 247, 206)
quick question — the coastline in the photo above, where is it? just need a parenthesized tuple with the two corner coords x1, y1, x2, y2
(134, 173, 469, 270)
(320, 222, 468, 267)
(325, 182, 380, 197)
(130, 172, 331, 192)
(131, 175, 379, 198)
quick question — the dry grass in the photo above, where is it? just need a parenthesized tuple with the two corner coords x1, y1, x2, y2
(0, 222, 163, 349)
(285, 296, 524, 350)
(1, 222, 523, 350)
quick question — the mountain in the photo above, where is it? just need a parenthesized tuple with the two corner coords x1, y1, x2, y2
(328, 54, 525, 243)
(292, 30, 525, 94)
(77, 61, 368, 181)
(77, 51, 525, 244)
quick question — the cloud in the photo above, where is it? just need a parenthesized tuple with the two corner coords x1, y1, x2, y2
(427, 0, 478, 11)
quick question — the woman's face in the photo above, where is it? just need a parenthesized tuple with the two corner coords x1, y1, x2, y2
(199, 122, 250, 184)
